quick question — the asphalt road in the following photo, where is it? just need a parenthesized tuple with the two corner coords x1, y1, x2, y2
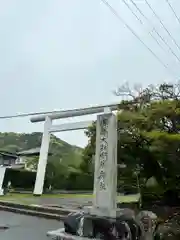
(0, 211, 63, 240)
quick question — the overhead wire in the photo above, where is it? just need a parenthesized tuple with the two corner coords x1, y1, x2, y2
(100, 0, 173, 75)
(121, 0, 143, 24)
(128, 0, 180, 64)
(0, 0, 177, 121)
(0, 103, 118, 120)
(121, 0, 175, 60)
(144, 0, 180, 52)
(121, 0, 164, 52)
(164, 0, 180, 25)
(0, 110, 63, 119)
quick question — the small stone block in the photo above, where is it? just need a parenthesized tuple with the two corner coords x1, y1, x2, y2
(33, 194, 42, 197)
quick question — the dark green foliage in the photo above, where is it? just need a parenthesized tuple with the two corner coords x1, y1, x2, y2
(2, 168, 93, 191)
(3, 168, 37, 189)
(3, 81, 180, 195)
(81, 81, 180, 201)
(0, 132, 84, 190)
(65, 172, 93, 190)
(0, 132, 83, 167)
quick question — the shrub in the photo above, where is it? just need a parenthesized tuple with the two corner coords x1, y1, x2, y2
(3, 168, 38, 190)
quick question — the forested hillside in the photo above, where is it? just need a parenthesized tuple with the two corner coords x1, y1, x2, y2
(0, 132, 83, 167)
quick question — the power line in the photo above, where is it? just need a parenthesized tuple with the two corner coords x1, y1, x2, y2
(144, 0, 180, 52)
(0, 1, 176, 121)
(121, 0, 172, 58)
(164, 0, 180, 25)
(0, 102, 119, 120)
(129, 0, 180, 64)
(0, 111, 62, 120)
(128, 0, 166, 52)
(122, 0, 143, 24)
(100, 0, 173, 74)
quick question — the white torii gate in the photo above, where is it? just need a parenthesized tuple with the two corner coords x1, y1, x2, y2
(30, 103, 119, 197)
(33, 103, 156, 240)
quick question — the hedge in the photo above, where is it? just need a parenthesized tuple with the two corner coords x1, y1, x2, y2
(65, 172, 93, 190)
(2, 168, 94, 191)
(3, 168, 37, 189)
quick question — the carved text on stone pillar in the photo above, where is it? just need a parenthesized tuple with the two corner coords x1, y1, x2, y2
(98, 116, 109, 191)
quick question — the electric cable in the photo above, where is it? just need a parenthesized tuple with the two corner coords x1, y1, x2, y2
(0, 0, 177, 121)
(129, 0, 180, 63)
(164, 0, 180, 25)
(122, 0, 180, 63)
(100, 0, 173, 75)
(144, 0, 180, 52)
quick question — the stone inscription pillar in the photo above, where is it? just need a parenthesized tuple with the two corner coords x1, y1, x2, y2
(89, 112, 118, 217)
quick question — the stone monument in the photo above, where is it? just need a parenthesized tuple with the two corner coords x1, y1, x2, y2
(47, 109, 135, 239)
(81, 111, 135, 239)
(85, 111, 122, 218)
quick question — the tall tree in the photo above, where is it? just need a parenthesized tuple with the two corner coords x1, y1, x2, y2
(82, 81, 180, 192)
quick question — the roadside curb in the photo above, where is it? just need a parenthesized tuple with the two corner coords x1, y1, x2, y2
(0, 201, 76, 220)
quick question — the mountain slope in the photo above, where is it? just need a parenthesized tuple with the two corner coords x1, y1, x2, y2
(0, 132, 83, 167)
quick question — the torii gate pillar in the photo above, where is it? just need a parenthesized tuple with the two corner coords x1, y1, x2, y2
(33, 116, 52, 196)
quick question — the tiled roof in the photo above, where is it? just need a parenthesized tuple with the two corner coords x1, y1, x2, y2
(0, 151, 17, 158)
(17, 147, 52, 156)
(17, 147, 41, 155)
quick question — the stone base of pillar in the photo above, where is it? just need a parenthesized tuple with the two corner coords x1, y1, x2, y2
(84, 206, 135, 219)
(47, 208, 137, 240)
(47, 213, 135, 240)
(33, 194, 42, 197)
(82, 207, 136, 239)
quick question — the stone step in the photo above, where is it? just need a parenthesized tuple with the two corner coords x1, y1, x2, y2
(0, 204, 66, 220)
(0, 201, 76, 215)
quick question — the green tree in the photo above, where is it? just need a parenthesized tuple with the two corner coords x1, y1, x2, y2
(82, 81, 180, 194)
(45, 159, 68, 189)
(80, 122, 96, 174)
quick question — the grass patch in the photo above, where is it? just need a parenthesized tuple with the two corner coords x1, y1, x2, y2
(0, 193, 140, 203)
(117, 194, 140, 203)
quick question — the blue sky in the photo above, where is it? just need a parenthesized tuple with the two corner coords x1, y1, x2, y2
(0, 0, 180, 147)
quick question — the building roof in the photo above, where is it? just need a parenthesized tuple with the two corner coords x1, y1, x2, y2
(0, 147, 52, 158)
(7, 163, 25, 169)
(0, 151, 18, 159)
(17, 147, 52, 156)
